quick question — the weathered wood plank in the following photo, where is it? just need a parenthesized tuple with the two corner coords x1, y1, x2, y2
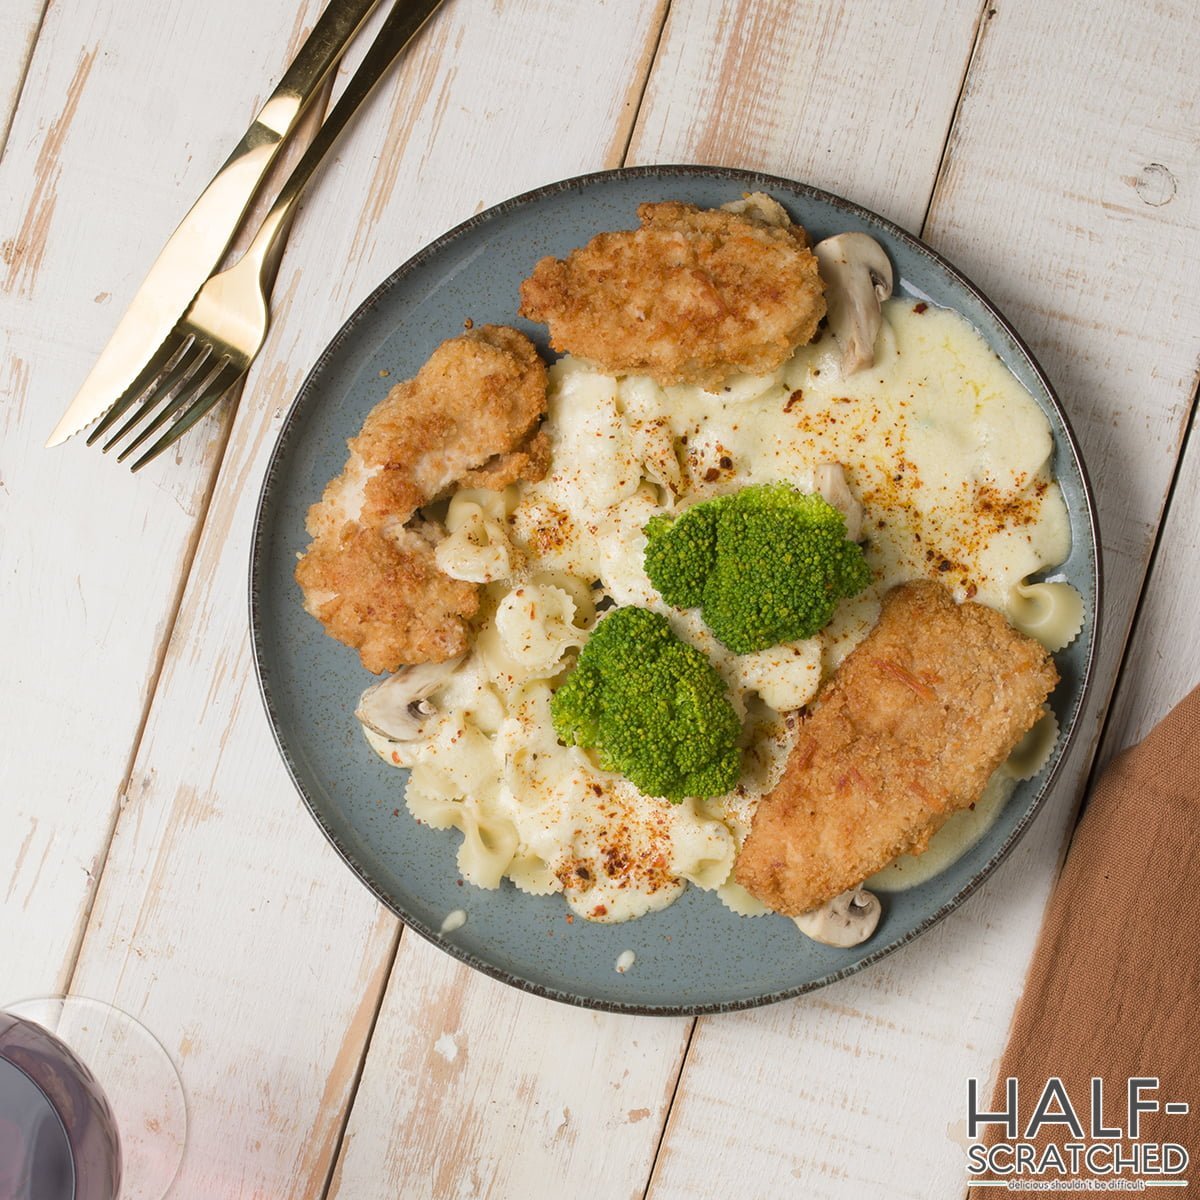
(63, 2, 676, 1195)
(626, 0, 984, 232)
(1101, 399, 1200, 758)
(328, 939, 690, 1200)
(645, 2, 1200, 1197)
(0, 0, 45, 157)
(9, 2, 1194, 1197)
(0, 0, 329, 1002)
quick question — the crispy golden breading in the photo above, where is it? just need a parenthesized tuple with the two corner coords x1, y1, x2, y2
(458, 428, 550, 491)
(349, 324, 548, 527)
(295, 524, 479, 674)
(295, 325, 548, 673)
(519, 200, 826, 388)
(735, 581, 1058, 915)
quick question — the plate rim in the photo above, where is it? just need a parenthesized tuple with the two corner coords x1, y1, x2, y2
(248, 163, 1103, 1016)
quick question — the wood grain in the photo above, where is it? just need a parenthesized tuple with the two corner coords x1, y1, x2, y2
(328, 937, 690, 1200)
(0, 0, 45, 158)
(61, 2, 675, 1194)
(644, 2, 1200, 1198)
(4, 1, 1196, 1197)
(626, 0, 984, 232)
(1101, 398, 1200, 758)
(0, 0, 329, 1003)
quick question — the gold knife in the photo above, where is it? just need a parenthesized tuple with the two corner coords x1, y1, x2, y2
(46, 0, 384, 447)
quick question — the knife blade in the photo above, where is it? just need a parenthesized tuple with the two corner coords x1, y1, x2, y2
(46, 0, 384, 447)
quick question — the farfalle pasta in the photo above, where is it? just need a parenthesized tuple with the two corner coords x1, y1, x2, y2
(359, 286, 1078, 923)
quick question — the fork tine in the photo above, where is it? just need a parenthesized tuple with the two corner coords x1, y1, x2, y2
(103, 343, 213, 453)
(129, 360, 245, 472)
(86, 334, 194, 446)
(113, 349, 222, 461)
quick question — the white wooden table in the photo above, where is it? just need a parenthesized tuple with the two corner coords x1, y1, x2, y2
(2, 2, 1197, 1196)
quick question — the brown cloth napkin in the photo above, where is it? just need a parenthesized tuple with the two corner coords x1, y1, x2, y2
(967, 684, 1200, 1196)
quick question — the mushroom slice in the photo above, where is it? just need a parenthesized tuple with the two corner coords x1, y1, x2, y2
(354, 657, 465, 743)
(814, 462, 864, 543)
(792, 886, 881, 947)
(813, 233, 894, 375)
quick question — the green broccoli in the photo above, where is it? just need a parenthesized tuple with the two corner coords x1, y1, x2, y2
(644, 483, 871, 654)
(550, 606, 741, 802)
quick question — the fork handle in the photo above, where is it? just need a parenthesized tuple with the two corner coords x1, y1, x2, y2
(252, 0, 384, 137)
(240, 0, 446, 278)
(45, 0, 392, 448)
(158, 0, 388, 279)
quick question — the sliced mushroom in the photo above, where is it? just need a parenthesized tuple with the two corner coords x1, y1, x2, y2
(354, 657, 464, 743)
(813, 233, 894, 375)
(814, 462, 864, 542)
(793, 886, 881, 947)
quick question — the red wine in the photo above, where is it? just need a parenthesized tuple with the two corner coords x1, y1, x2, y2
(0, 1015, 121, 1200)
(0, 1056, 74, 1200)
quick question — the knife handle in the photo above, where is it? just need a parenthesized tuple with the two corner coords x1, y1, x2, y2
(174, 0, 385, 249)
(44, 0, 387, 447)
(245, 0, 382, 141)
(239, 0, 445, 281)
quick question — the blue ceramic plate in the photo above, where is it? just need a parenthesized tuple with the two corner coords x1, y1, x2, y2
(250, 166, 1100, 1014)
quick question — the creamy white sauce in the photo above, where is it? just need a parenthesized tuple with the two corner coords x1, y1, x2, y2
(615, 950, 636, 974)
(369, 298, 1072, 923)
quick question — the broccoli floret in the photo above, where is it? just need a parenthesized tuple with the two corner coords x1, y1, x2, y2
(550, 606, 742, 802)
(643, 508, 717, 607)
(644, 483, 871, 654)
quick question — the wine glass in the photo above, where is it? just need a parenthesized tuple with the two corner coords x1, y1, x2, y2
(0, 996, 187, 1199)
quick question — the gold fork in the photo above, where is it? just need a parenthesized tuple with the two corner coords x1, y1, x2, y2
(95, 0, 445, 471)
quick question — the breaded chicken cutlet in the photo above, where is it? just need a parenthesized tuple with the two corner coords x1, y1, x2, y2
(735, 581, 1058, 915)
(295, 325, 548, 674)
(519, 197, 826, 388)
